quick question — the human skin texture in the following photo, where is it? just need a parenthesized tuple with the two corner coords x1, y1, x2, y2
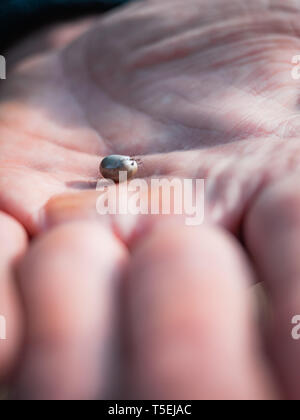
(1, 0, 300, 399)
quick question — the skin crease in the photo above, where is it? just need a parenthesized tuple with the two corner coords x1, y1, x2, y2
(1, 0, 300, 399)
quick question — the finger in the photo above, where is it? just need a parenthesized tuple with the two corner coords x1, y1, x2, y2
(13, 221, 128, 400)
(123, 221, 276, 399)
(245, 175, 300, 399)
(0, 212, 27, 382)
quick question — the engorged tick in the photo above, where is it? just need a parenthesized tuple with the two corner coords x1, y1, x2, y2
(100, 155, 138, 183)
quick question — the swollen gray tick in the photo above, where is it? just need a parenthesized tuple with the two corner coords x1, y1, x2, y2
(100, 155, 138, 183)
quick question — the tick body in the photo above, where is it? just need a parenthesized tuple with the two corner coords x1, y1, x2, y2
(100, 155, 138, 182)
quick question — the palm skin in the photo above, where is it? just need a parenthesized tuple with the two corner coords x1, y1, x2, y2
(1, 0, 300, 399)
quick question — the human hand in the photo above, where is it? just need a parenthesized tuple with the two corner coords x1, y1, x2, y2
(1, 0, 300, 399)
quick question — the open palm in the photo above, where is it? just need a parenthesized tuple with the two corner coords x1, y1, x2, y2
(1, 0, 300, 399)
